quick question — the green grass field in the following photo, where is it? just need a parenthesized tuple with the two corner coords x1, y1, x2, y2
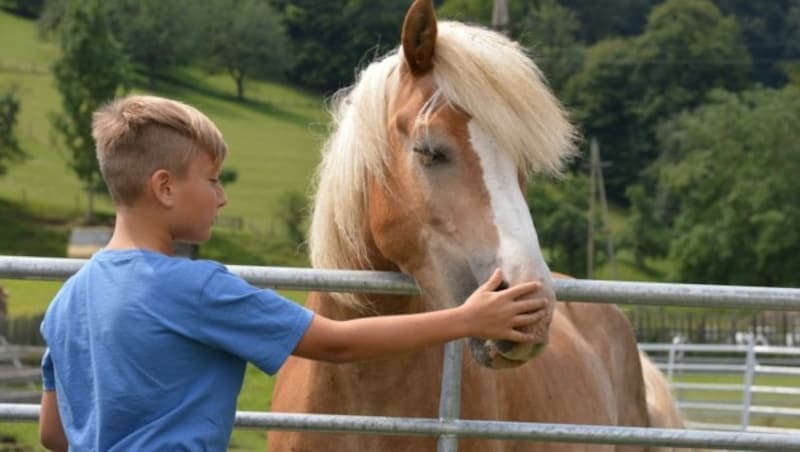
(673, 373, 800, 430)
(0, 10, 328, 232)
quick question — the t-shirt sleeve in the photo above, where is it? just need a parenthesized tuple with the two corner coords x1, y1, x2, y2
(192, 267, 314, 375)
(41, 348, 56, 391)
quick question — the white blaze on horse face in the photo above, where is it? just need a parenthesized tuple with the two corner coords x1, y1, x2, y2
(468, 122, 551, 285)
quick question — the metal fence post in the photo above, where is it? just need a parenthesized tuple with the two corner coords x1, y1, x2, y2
(740, 333, 757, 430)
(437, 340, 464, 452)
(667, 335, 680, 382)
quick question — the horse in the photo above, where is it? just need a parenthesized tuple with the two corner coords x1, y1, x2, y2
(269, 1, 683, 450)
(639, 351, 689, 452)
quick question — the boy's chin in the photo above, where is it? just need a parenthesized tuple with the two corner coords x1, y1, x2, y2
(173, 233, 211, 246)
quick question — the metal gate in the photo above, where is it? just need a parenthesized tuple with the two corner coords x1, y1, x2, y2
(2, 256, 800, 451)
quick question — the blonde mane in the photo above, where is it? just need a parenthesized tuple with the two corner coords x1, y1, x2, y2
(309, 22, 577, 305)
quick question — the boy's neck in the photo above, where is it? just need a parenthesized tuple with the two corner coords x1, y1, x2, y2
(106, 207, 176, 255)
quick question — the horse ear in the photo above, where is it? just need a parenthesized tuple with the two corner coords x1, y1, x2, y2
(402, 0, 438, 75)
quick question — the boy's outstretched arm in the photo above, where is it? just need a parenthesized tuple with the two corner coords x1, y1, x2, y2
(292, 269, 547, 363)
(40, 391, 67, 452)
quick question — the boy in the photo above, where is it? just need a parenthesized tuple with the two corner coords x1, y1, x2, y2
(39, 95, 547, 451)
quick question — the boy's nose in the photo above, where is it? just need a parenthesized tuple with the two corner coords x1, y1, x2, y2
(218, 188, 228, 208)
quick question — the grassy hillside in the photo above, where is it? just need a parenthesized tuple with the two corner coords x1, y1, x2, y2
(0, 10, 328, 232)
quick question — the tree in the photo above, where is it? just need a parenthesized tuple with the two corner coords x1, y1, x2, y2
(629, 0, 751, 128)
(437, 0, 496, 23)
(563, 38, 640, 192)
(105, 0, 200, 88)
(205, 0, 292, 101)
(559, 0, 660, 42)
(782, 2, 800, 83)
(271, 0, 410, 93)
(438, 0, 658, 44)
(277, 190, 308, 248)
(515, 0, 584, 95)
(219, 168, 238, 187)
(51, 0, 129, 222)
(715, 0, 800, 87)
(623, 183, 669, 267)
(565, 0, 751, 202)
(37, 0, 65, 37)
(1, 0, 45, 18)
(39, 0, 202, 85)
(526, 174, 609, 278)
(648, 86, 800, 286)
(0, 89, 23, 176)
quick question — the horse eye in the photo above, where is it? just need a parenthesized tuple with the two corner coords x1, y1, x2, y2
(412, 145, 448, 167)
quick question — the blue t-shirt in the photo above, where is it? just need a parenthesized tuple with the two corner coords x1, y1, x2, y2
(40, 249, 314, 451)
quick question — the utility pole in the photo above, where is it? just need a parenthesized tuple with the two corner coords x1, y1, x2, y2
(587, 137, 618, 279)
(492, 0, 509, 36)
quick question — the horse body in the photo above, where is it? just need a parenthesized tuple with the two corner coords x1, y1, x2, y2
(269, 1, 670, 450)
(272, 295, 646, 451)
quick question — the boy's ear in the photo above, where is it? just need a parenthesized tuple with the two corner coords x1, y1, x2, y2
(150, 169, 174, 207)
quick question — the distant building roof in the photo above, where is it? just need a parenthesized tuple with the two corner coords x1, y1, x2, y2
(66, 227, 199, 258)
(67, 227, 112, 258)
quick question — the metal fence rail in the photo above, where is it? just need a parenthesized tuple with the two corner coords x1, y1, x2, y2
(2, 404, 800, 451)
(2, 255, 800, 450)
(641, 337, 800, 434)
(3, 256, 800, 309)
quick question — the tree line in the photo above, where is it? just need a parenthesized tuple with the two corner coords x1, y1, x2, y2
(33, 0, 293, 100)
(1, 0, 799, 286)
(520, 0, 800, 288)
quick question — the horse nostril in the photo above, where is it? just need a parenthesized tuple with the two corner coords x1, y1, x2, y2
(495, 339, 518, 353)
(495, 280, 509, 291)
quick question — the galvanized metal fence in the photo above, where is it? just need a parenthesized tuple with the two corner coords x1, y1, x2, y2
(2, 255, 800, 451)
(631, 309, 800, 345)
(641, 336, 800, 434)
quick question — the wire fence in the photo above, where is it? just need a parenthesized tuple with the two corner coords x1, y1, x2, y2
(632, 310, 800, 345)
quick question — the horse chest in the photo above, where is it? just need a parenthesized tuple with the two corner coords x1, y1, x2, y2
(294, 349, 444, 416)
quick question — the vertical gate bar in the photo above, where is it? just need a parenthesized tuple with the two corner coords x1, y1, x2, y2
(740, 333, 756, 430)
(437, 340, 464, 452)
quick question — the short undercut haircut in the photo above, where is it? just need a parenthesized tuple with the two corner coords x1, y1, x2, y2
(92, 95, 228, 206)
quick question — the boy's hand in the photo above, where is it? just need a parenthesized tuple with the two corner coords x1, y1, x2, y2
(460, 268, 547, 342)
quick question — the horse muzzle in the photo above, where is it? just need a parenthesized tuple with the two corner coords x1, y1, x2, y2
(467, 277, 554, 369)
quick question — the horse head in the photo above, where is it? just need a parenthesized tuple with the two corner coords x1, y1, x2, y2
(309, 0, 577, 369)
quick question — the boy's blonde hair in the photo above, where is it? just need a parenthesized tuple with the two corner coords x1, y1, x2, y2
(92, 95, 228, 206)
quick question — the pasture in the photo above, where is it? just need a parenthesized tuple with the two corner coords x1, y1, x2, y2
(675, 373, 800, 430)
(0, 10, 328, 233)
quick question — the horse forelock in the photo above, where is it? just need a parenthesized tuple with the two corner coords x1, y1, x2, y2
(433, 21, 578, 175)
(309, 22, 577, 309)
(308, 51, 400, 308)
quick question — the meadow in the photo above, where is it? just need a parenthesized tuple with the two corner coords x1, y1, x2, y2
(673, 373, 800, 431)
(0, 11, 329, 232)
